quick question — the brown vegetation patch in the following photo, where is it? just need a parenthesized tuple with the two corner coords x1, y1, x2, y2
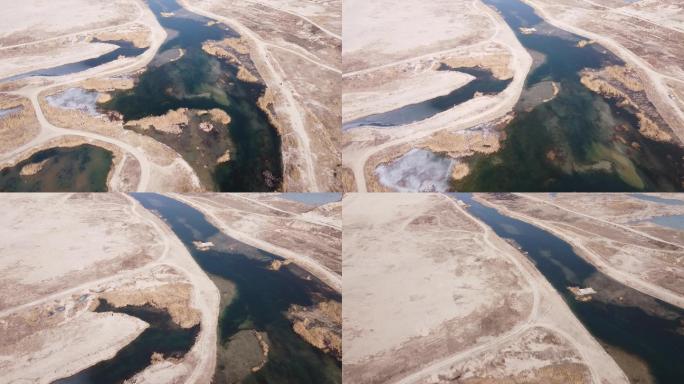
(127, 108, 190, 135)
(0, 94, 40, 154)
(18, 159, 49, 176)
(580, 66, 674, 142)
(202, 38, 260, 83)
(287, 300, 341, 359)
(419, 129, 501, 158)
(451, 163, 470, 181)
(459, 363, 589, 384)
(80, 77, 135, 92)
(204, 108, 231, 124)
(339, 166, 357, 192)
(99, 283, 201, 328)
(90, 23, 152, 48)
(441, 53, 513, 80)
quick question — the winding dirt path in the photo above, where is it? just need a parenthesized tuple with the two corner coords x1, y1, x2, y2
(390, 194, 628, 384)
(0, 0, 170, 191)
(229, 193, 341, 230)
(390, 194, 542, 384)
(239, 0, 341, 40)
(2, 86, 153, 190)
(0, 193, 169, 318)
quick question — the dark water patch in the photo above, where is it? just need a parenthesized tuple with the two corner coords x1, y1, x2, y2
(0, 144, 112, 192)
(53, 299, 199, 384)
(132, 193, 341, 383)
(452, 0, 684, 191)
(2, 40, 145, 83)
(102, 0, 281, 191)
(150, 48, 185, 67)
(343, 66, 511, 130)
(458, 193, 684, 384)
(629, 193, 684, 206)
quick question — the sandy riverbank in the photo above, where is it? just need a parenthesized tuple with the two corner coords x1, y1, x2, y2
(0, 193, 220, 383)
(342, 0, 532, 192)
(479, 193, 684, 309)
(343, 193, 626, 383)
(169, 193, 341, 293)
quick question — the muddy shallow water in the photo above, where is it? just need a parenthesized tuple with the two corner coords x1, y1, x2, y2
(46, 88, 101, 116)
(0, 105, 23, 118)
(376, 148, 454, 192)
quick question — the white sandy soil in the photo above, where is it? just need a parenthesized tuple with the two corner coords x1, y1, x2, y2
(0, 193, 219, 384)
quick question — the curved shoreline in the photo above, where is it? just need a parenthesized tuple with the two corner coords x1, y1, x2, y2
(168, 192, 342, 293)
(480, 193, 684, 309)
(177, 0, 326, 192)
(343, 0, 532, 192)
(520, 0, 684, 144)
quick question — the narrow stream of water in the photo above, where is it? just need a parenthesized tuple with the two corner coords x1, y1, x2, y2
(457, 193, 684, 383)
(343, 66, 510, 130)
(452, 0, 684, 191)
(133, 193, 341, 383)
(1, 40, 146, 83)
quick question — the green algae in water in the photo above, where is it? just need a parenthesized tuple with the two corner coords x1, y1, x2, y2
(101, 0, 282, 191)
(454, 0, 684, 191)
(125, 110, 238, 190)
(0, 144, 113, 192)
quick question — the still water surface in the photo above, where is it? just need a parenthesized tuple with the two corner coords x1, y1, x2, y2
(133, 193, 341, 383)
(458, 193, 684, 383)
(102, 0, 282, 191)
(453, 0, 684, 191)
